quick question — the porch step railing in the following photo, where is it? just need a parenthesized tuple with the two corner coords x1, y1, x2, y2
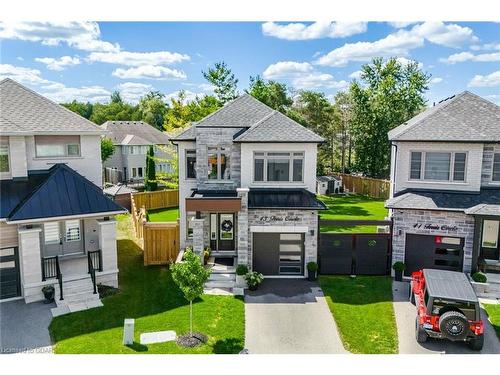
(41, 256, 63, 300)
(87, 250, 102, 295)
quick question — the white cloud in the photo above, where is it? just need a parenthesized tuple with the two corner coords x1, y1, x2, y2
(35, 56, 81, 71)
(116, 82, 154, 103)
(0, 21, 119, 52)
(349, 70, 363, 80)
(315, 22, 478, 67)
(112, 65, 186, 80)
(471, 43, 500, 51)
(468, 70, 500, 88)
(430, 77, 443, 84)
(292, 73, 348, 90)
(165, 90, 205, 103)
(88, 50, 190, 66)
(262, 21, 367, 40)
(387, 22, 415, 29)
(396, 57, 424, 69)
(0, 64, 50, 85)
(440, 51, 500, 64)
(262, 61, 313, 79)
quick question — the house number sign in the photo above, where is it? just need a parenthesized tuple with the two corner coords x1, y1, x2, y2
(413, 223, 458, 232)
(259, 215, 301, 223)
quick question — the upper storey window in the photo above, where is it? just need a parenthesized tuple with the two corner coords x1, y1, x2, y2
(254, 152, 304, 183)
(409, 151, 466, 182)
(35, 135, 80, 158)
(207, 146, 230, 180)
(493, 153, 500, 182)
(0, 138, 9, 172)
(186, 150, 196, 179)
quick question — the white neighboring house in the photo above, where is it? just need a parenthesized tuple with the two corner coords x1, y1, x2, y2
(386, 92, 500, 288)
(0, 79, 126, 316)
(171, 94, 325, 291)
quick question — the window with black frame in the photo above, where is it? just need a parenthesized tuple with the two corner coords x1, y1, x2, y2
(186, 150, 196, 179)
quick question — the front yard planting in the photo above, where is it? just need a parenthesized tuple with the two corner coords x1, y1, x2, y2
(483, 303, 500, 340)
(318, 194, 388, 233)
(49, 214, 244, 354)
(319, 275, 398, 354)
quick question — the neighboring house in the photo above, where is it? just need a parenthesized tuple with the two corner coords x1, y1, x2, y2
(102, 121, 172, 184)
(386, 91, 500, 281)
(0, 78, 126, 316)
(171, 93, 325, 285)
(103, 184, 137, 211)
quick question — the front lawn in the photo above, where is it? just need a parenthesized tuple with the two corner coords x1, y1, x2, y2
(146, 207, 179, 222)
(49, 214, 244, 354)
(319, 276, 398, 354)
(318, 194, 388, 233)
(483, 303, 500, 340)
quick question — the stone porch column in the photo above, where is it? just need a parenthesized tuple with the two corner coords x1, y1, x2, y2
(237, 188, 249, 266)
(192, 217, 205, 260)
(18, 225, 43, 302)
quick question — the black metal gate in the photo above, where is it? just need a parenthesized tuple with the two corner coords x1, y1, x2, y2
(318, 220, 392, 276)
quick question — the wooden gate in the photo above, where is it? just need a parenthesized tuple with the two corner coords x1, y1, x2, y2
(143, 222, 180, 266)
(318, 219, 392, 275)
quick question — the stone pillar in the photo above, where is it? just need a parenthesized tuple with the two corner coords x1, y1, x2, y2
(192, 218, 205, 259)
(97, 218, 118, 287)
(18, 225, 43, 302)
(237, 188, 249, 266)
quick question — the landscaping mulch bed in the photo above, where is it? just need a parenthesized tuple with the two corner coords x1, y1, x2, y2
(98, 284, 120, 299)
(176, 332, 208, 348)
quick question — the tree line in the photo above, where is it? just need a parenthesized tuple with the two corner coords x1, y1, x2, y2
(63, 58, 430, 179)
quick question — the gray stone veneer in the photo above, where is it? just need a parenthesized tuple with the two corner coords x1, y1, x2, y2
(392, 209, 475, 273)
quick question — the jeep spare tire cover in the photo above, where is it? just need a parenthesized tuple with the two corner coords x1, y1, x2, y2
(439, 311, 469, 341)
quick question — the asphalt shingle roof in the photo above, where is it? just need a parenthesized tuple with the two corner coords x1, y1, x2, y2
(171, 126, 196, 141)
(1, 164, 126, 221)
(386, 188, 500, 213)
(388, 91, 500, 142)
(102, 121, 170, 145)
(0, 78, 103, 134)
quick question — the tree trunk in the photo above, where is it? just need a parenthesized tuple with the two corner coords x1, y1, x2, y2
(189, 300, 193, 336)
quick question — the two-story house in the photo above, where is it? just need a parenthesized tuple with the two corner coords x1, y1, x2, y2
(171, 94, 325, 283)
(386, 91, 500, 281)
(0, 79, 126, 316)
(102, 121, 172, 184)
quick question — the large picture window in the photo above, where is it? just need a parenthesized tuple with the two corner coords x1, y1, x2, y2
(207, 146, 230, 180)
(35, 135, 80, 158)
(409, 151, 466, 182)
(253, 152, 304, 183)
(493, 153, 500, 182)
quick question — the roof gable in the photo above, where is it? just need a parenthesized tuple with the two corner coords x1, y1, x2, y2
(7, 164, 125, 221)
(0, 78, 103, 134)
(102, 121, 170, 145)
(389, 91, 500, 142)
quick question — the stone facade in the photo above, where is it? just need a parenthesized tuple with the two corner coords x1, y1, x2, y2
(392, 209, 475, 273)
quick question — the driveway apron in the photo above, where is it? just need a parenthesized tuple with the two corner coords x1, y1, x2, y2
(244, 279, 347, 354)
(0, 299, 54, 354)
(392, 281, 500, 354)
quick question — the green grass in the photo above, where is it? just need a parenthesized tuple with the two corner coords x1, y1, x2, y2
(483, 303, 500, 340)
(318, 194, 388, 233)
(319, 276, 398, 354)
(146, 207, 179, 222)
(49, 214, 244, 354)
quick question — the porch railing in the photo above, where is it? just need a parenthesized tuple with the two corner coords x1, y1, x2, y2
(87, 250, 102, 294)
(41, 256, 63, 300)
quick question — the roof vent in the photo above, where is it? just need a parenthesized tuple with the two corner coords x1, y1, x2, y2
(438, 95, 456, 104)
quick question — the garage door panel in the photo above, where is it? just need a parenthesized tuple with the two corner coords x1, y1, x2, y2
(253, 233, 280, 276)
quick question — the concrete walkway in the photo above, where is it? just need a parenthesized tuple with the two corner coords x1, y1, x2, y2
(392, 280, 500, 354)
(244, 279, 347, 354)
(0, 299, 54, 354)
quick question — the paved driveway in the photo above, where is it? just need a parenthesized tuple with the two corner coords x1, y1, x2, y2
(244, 279, 347, 354)
(393, 281, 500, 354)
(0, 300, 54, 354)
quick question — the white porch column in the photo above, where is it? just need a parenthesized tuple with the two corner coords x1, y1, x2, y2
(192, 218, 205, 259)
(237, 188, 249, 266)
(18, 225, 43, 302)
(97, 218, 118, 287)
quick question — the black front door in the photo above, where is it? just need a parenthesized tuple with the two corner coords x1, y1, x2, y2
(210, 213, 235, 251)
(0, 247, 21, 300)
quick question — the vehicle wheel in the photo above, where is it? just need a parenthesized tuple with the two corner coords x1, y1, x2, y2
(467, 335, 484, 351)
(415, 317, 428, 343)
(439, 311, 469, 341)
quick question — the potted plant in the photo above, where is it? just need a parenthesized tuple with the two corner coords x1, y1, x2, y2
(42, 285, 55, 303)
(236, 264, 249, 288)
(472, 272, 487, 283)
(392, 261, 406, 281)
(245, 271, 264, 291)
(203, 247, 211, 265)
(307, 261, 318, 281)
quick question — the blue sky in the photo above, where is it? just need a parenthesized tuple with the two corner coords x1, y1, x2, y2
(0, 21, 499, 105)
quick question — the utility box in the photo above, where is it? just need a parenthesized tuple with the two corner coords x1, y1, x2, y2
(123, 318, 135, 345)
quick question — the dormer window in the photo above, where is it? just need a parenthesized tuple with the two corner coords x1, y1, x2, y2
(409, 151, 466, 182)
(35, 135, 81, 158)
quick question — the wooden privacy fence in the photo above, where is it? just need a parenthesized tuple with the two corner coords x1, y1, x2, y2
(335, 173, 390, 199)
(131, 190, 180, 266)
